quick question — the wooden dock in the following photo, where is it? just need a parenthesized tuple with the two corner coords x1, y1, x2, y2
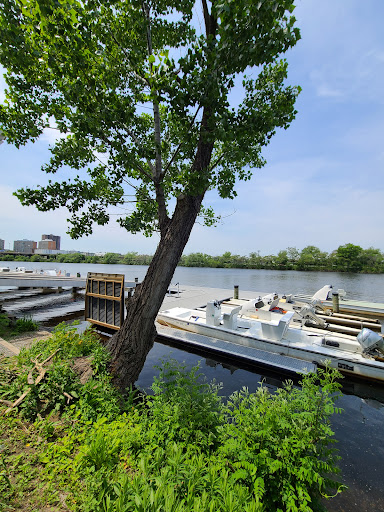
(0, 271, 87, 289)
(160, 284, 268, 310)
(0, 272, 138, 290)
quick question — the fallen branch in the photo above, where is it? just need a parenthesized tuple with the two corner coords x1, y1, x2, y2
(0, 398, 13, 406)
(2, 348, 62, 415)
(63, 392, 73, 404)
(4, 389, 31, 415)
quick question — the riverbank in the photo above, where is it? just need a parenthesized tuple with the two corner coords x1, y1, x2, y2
(0, 324, 345, 512)
(2, 265, 384, 511)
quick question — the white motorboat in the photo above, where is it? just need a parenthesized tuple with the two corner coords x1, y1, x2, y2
(157, 298, 384, 382)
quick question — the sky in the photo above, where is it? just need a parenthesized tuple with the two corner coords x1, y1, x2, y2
(1, 0, 384, 257)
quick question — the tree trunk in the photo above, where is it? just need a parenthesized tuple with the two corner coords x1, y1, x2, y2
(106, 193, 204, 390)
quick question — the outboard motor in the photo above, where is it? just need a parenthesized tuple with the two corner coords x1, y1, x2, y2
(311, 285, 333, 302)
(298, 304, 327, 329)
(254, 297, 265, 309)
(357, 328, 384, 356)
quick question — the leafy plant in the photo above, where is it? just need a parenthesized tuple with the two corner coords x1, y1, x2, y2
(11, 316, 39, 335)
(0, 313, 39, 338)
(0, 452, 12, 511)
(0, 313, 11, 337)
(0, 333, 345, 512)
(145, 358, 224, 450)
(221, 366, 345, 511)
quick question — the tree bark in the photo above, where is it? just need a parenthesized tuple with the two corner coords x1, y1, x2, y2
(106, 192, 206, 390)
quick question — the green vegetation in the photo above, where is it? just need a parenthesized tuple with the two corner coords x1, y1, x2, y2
(0, 323, 345, 511)
(180, 244, 384, 273)
(2, 243, 384, 273)
(0, 313, 39, 340)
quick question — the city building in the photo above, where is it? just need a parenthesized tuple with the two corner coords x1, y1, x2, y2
(0, 239, 4, 251)
(13, 239, 37, 254)
(42, 234, 61, 250)
(38, 239, 56, 250)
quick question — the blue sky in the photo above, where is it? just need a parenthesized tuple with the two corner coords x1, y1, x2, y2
(1, 0, 384, 256)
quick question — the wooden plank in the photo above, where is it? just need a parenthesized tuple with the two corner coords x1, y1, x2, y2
(0, 337, 20, 355)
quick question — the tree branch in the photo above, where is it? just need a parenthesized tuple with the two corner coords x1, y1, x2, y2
(208, 151, 226, 173)
(201, 0, 210, 35)
(155, 182, 170, 236)
(109, 32, 150, 88)
(142, 1, 169, 232)
(201, 0, 217, 36)
(161, 106, 202, 179)
(120, 123, 156, 175)
(97, 132, 154, 183)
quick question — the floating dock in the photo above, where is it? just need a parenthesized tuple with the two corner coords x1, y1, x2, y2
(0, 271, 138, 291)
(0, 272, 87, 289)
(293, 293, 384, 318)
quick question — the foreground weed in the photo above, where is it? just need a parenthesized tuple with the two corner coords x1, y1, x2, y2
(221, 366, 345, 511)
(0, 335, 346, 512)
(146, 358, 224, 450)
(11, 316, 39, 335)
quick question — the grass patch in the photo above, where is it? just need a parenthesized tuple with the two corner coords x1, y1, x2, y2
(0, 313, 39, 340)
(0, 323, 346, 511)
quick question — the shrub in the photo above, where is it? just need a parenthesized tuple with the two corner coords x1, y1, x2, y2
(144, 358, 224, 450)
(221, 366, 344, 511)
(0, 335, 345, 511)
(12, 316, 39, 335)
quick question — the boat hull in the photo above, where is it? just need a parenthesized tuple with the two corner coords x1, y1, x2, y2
(157, 312, 384, 383)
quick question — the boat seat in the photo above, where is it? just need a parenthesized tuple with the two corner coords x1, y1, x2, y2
(222, 305, 242, 330)
(260, 311, 294, 341)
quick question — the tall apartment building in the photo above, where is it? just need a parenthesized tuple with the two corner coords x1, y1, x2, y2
(0, 239, 4, 251)
(42, 234, 61, 250)
(13, 239, 37, 254)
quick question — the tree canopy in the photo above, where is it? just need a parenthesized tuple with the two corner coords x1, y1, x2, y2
(0, 0, 301, 387)
(0, 0, 300, 238)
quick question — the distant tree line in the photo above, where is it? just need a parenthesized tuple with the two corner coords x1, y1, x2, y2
(1, 244, 384, 273)
(179, 244, 384, 273)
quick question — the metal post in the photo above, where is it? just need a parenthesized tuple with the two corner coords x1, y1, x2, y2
(234, 285, 239, 300)
(332, 292, 340, 313)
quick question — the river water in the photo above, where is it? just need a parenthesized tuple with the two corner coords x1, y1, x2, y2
(1, 262, 384, 511)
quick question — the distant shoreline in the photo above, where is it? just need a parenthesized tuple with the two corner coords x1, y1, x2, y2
(1, 242, 384, 274)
